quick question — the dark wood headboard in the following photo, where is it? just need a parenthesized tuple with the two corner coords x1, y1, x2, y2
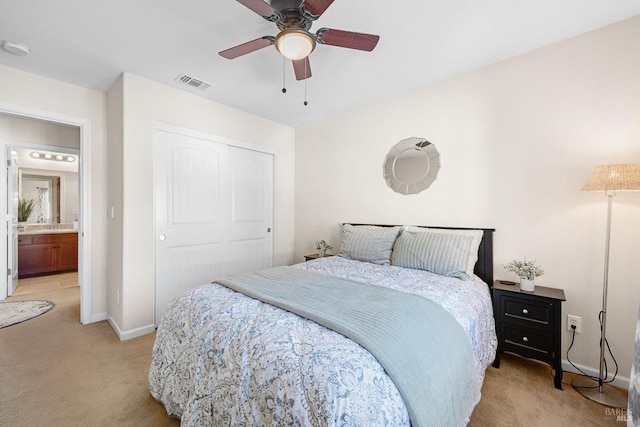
(346, 224, 495, 287)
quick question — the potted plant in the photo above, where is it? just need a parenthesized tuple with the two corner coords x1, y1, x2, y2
(503, 258, 544, 291)
(315, 240, 333, 257)
(18, 197, 36, 228)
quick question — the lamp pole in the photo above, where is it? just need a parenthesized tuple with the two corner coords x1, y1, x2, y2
(598, 193, 613, 393)
(572, 191, 627, 407)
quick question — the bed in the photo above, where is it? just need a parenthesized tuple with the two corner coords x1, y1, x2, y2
(149, 224, 498, 426)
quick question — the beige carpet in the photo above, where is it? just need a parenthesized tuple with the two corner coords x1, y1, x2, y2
(0, 287, 179, 427)
(470, 354, 627, 426)
(0, 287, 627, 426)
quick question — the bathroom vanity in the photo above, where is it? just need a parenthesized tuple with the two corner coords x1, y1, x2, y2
(17, 230, 78, 278)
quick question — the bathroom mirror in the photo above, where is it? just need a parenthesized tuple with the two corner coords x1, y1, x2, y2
(383, 137, 440, 195)
(20, 173, 61, 223)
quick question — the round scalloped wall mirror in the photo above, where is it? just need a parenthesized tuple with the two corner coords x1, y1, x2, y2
(383, 137, 441, 195)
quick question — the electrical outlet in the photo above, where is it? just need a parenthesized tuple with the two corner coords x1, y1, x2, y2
(567, 314, 581, 333)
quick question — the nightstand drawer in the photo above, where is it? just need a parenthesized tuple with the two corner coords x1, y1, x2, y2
(503, 296, 553, 328)
(501, 323, 554, 356)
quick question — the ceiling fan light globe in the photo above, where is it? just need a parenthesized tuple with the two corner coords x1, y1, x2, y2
(275, 29, 315, 60)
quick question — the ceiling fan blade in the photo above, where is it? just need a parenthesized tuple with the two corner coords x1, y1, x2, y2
(293, 57, 312, 80)
(236, 0, 279, 20)
(219, 36, 275, 59)
(300, 0, 335, 20)
(316, 28, 380, 51)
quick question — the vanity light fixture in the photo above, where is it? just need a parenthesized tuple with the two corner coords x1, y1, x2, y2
(30, 151, 76, 163)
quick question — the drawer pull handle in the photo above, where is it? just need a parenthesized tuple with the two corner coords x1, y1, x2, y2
(522, 336, 529, 343)
(522, 309, 529, 315)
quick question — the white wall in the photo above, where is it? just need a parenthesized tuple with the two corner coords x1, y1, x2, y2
(108, 72, 296, 337)
(0, 114, 80, 149)
(62, 172, 78, 224)
(106, 75, 124, 329)
(0, 65, 108, 320)
(295, 17, 640, 381)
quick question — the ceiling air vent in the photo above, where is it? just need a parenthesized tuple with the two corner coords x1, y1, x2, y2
(175, 73, 213, 91)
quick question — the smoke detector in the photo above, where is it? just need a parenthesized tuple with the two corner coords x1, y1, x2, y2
(2, 41, 31, 56)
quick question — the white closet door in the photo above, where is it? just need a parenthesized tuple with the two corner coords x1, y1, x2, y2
(154, 128, 274, 324)
(228, 146, 274, 276)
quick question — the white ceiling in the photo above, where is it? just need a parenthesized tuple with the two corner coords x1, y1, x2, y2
(0, 1, 638, 127)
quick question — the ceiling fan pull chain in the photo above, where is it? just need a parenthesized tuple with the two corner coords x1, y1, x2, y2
(304, 60, 309, 106)
(304, 80, 308, 106)
(282, 55, 287, 93)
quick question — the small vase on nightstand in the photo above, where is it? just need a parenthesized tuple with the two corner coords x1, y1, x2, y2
(520, 278, 535, 292)
(504, 259, 543, 293)
(314, 240, 332, 258)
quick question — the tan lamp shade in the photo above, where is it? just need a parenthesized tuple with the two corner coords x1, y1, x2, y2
(582, 164, 640, 192)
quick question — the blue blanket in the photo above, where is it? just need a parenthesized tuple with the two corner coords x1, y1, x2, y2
(218, 266, 480, 427)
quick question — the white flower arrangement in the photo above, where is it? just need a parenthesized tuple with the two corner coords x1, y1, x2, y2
(315, 240, 333, 256)
(503, 259, 544, 280)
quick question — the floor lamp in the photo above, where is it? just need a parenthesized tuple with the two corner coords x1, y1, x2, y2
(573, 163, 640, 407)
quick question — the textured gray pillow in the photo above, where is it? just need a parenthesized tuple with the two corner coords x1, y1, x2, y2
(391, 229, 478, 279)
(339, 225, 401, 265)
(404, 226, 483, 276)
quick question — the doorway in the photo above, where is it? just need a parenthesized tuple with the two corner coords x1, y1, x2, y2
(9, 146, 80, 296)
(0, 106, 92, 324)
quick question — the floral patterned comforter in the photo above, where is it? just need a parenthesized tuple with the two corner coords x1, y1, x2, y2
(149, 256, 497, 426)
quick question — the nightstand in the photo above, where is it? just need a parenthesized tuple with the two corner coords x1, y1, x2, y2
(304, 253, 321, 261)
(492, 281, 566, 389)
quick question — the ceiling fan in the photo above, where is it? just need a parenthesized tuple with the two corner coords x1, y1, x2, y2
(219, 0, 380, 81)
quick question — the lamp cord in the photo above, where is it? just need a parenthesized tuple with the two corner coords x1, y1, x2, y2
(565, 311, 619, 385)
(599, 310, 619, 383)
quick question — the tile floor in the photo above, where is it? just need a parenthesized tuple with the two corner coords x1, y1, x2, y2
(13, 272, 79, 296)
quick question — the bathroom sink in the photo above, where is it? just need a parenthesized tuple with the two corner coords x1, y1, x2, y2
(18, 228, 78, 235)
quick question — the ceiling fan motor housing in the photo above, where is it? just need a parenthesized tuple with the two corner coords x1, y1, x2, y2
(272, 0, 313, 31)
(271, 0, 304, 14)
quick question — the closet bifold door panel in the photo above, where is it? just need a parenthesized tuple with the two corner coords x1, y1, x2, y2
(154, 127, 274, 324)
(228, 146, 274, 276)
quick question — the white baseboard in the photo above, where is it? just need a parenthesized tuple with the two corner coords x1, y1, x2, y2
(107, 316, 156, 341)
(562, 359, 630, 390)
